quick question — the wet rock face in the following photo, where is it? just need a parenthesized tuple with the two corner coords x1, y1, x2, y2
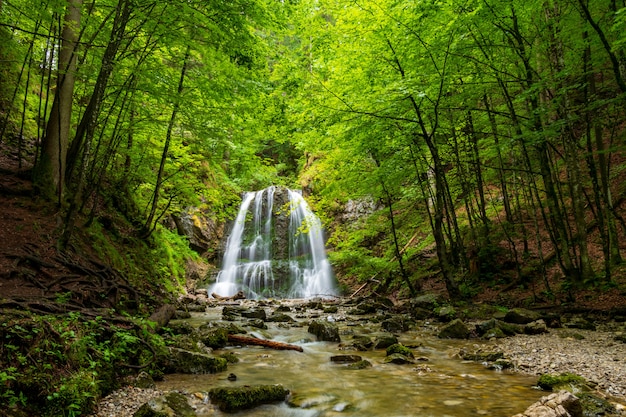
(172, 208, 222, 257)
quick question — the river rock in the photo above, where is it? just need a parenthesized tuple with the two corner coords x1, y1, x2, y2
(563, 317, 596, 331)
(209, 384, 289, 412)
(351, 335, 374, 351)
(373, 334, 398, 349)
(267, 313, 295, 323)
(525, 319, 548, 335)
(241, 308, 267, 320)
(512, 391, 582, 417)
(198, 327, 229, 349)
(435, 305, 457, 322)
(164, 347, 227, 374)
(504, 308, 542, 324)
(386, 343, 414, 358)
(134, 392, 196, 417)
(476, 318, 523, 339)
(308, 320, 341, 342)
(438, 319, 470, 339)
(381, 315, 411, 333)
(133, 371, 156, 389)
(347, 360, 372, 369)
(384, 353, 414, 365)
(330, 354, 362, 363)
(409, 293, 444, 311)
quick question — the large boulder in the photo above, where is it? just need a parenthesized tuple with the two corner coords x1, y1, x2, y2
(209, 385, 289, 412)
(308, 320, 341, 342)
(512, 391, 582, 417)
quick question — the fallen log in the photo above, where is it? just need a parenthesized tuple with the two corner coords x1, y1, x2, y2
(211, 291, 246, 301)
(227, 334, 304, 352)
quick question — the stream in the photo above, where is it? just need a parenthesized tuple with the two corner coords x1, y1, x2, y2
(158, 301, 545, 417)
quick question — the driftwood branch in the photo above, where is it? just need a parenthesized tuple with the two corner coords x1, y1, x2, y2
(211, 291, 246, 301)
(227, 334, 304, 352)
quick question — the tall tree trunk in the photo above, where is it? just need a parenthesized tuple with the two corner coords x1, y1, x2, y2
(143, 46, 190, 237)
(34, 0, 82, 203)
(65, 0, 131, 184)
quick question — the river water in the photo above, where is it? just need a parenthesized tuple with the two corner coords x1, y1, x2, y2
(157, 302, 544, 417)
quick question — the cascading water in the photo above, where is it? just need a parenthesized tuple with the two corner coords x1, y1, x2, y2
(209, 186, 337, 299)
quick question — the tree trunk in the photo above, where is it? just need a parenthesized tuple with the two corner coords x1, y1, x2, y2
(34, 0, 82, 203)
(143, 46, 190, 237)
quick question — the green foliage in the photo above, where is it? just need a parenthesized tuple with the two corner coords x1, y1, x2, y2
(0, 313, 167, 416)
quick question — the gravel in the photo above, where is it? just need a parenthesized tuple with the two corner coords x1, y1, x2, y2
(492, 327, 626, 400)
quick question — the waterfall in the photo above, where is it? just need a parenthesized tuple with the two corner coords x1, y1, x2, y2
(209, 186, 338, 299)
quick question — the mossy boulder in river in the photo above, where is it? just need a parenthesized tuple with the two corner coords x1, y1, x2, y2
(386, 343, 414, 358)
(308, 320, 340, 342)
(209, 384, 289, 412)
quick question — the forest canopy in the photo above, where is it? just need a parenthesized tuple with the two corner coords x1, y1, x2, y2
(1, 0, 625, 299)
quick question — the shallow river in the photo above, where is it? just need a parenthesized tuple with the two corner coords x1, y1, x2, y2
(157, 303, 544, 417)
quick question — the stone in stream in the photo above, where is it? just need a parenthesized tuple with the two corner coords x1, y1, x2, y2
(134, 392, 196, 417)
(209, 384, 289, 412)
(308, 320, 341, 342)
(373, 334, 398, 349)
(330, 354, 362, 363)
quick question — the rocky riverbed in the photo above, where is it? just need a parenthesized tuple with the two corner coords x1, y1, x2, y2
(88, 299, 626, 417)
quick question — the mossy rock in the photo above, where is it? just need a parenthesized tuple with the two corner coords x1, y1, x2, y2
(165, 347, 227, 374)
(208, 384, 289, 412)
(435, 306, 457, 322)
(380, 316, 411, 333)
(537, 373, 586, 391)
(384, 353, 414, 364)
(134, 392, 195, 417)
(351, 335, 373, 351)
(438, 319, 470, 339)
(198, 327, 229, 349)
(503, 308, 542, 324)
(347, 360, 372, 370)
(373, 334, 398, 349)
(386, 344, 414, 358)
(578, 392, 617, 416)
(219, 352, 239, 364)
(459, 349, 503, 362)
(267, 313, 295, 323)
(308, 320, 340, 342)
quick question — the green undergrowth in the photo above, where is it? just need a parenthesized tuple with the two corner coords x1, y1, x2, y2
(0, 311, 167, 417)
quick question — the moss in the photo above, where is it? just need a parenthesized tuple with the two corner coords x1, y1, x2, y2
(208, 385, 289, 412)
(200, 327, 229, 349)
(386, 344, 414, 358)
(347, 360, 372, 370)
(219, 352, 239, 364)
(537, 373, 586, 391)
